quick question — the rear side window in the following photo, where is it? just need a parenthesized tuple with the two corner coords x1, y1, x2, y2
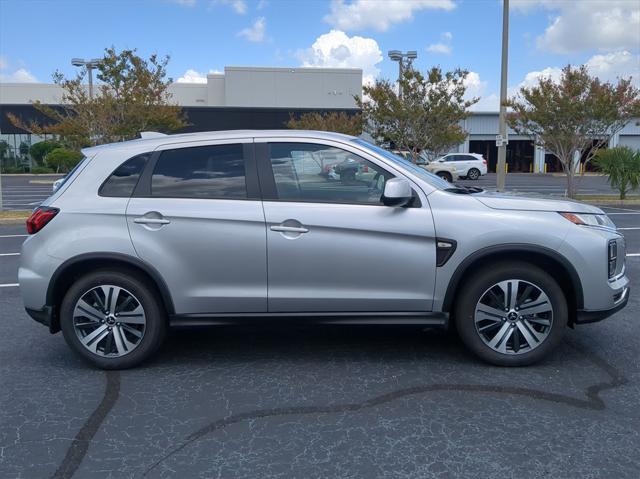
(100, 154, 149, 197)
(151, 144, 246, 199)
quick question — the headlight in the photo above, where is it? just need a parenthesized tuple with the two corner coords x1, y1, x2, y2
(559, 212, 616, 229)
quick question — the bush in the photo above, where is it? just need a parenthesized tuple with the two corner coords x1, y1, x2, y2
(594, 146, 640, 199)
(29, 140, 61, 165)
(44, 148, 83, 173)
(1, 166, 25, 174)
(31, 166, 55, 174)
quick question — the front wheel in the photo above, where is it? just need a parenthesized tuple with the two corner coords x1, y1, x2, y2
(60, 269, 167, 369)
(436, 171, 453, 182)
(454, 262, 567, 366)
(467, 168, 481, 180)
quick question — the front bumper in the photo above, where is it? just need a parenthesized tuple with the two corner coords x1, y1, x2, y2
(575, 286, 629, 324)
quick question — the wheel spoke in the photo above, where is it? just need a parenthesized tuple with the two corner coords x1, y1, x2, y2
(121, 323, 143, 338)
(80, 324, 110, 352)
(519, 302, 552, 316)
(118, 305, 145, 324)
(488, 322, 512, 350)
(101, 285, 121, 314)
(75, 299, 104, 322)
(497, 280, 519, 310)
(476, 304, 506, 319)
(516, 320, 545, 349)
(112, 326, 126, 355)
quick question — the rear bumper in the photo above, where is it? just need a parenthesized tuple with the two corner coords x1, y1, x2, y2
(575, 287, 629, 324)
(25, 306, 58, 333)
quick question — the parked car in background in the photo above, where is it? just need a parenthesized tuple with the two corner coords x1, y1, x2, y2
(20, 130, 628, 369)
(392, 150, 458, 182)
(435, 153, 487, 180)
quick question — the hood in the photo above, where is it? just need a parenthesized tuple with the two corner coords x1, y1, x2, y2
(474, 191, 604, 214)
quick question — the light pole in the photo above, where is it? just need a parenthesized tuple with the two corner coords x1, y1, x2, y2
(388, 50, 417, 99)
(71, 58, 102, 99)
(496, 0, 509, 191)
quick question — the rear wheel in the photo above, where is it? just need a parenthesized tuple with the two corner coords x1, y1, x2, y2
(467, 168, 481, 180)
(454, 262, 567, 366)
(436, 171, 453, 182)
(60, 270, 167, 369)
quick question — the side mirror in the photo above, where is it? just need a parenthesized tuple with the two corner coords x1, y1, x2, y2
(382, 178, 413, 207)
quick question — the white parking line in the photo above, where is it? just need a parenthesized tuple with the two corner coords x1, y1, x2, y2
(627, 253, 640, 257)
(606, 212, 640, 215)
(0, 253, 20, 256)
(618, 227, 640, 231)
(0, 234, 28, 238)
(0, 283, 19, 288)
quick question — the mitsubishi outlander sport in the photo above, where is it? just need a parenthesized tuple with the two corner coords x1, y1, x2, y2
(19, 130, 629, 369)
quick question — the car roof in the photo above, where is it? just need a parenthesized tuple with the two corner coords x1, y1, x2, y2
(81, 130, 358, 156)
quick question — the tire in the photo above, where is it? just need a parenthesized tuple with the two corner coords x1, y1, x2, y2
(467, 168, 481, 180)
(437, 171, 453, 182)
(454, 261, 567, 366)
(60, 269, 168, 369)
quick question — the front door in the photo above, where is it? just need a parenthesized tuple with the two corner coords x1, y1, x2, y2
(127, 140, 267, 314)
(257, 140, 437, 313)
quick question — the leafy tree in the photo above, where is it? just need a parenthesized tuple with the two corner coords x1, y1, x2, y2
(29, 140, 61, 165)
(506, 65, 640, 198)
(594, 146, 640, 200)
(286, 111, 363, 135)
(8, 47, 188, 150)
(44, 148, 83, 173)
(0, 141, 9, 160)
(357, 67, 478, 161)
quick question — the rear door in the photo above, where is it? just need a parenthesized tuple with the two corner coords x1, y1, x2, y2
(256, 138, 437, 313)
(126, 139, 267, 315)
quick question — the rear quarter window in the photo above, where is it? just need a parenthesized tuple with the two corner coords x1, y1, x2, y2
(99, 154, 149, 197)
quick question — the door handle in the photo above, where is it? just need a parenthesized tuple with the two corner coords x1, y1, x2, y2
(270, 225, 309, 233)
(134, 217, 171, 225)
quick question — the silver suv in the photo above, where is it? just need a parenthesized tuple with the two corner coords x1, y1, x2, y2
(19, 130, 629, 369)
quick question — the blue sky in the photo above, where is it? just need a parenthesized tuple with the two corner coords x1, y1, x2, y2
(1, 0, 638, 110)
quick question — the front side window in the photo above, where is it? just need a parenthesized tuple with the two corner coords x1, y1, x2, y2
(100, 154, 149, 197)
(151, 144, 246, 199)
(268, 143, 393, 205)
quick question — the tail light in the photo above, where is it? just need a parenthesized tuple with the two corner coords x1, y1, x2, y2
(26, 207, 59, 234)
(483, 159, 487, 165)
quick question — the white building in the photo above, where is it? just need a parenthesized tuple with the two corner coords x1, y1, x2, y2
(1, 65, 638, 173)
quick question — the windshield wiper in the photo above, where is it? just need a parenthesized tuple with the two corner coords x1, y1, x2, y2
(445, 184, 484, 194)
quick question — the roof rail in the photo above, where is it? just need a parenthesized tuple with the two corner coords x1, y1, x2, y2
(139, 131, 168, 139)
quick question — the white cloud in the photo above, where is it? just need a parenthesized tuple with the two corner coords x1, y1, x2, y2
(297, 30, 383, 85)
(513, 0, 640, 53)
(0, 64, 38, 83)
(212, 0, 247, 14)
(257, 0, 267, 9)
(518, 66, 563, 89)
(237, 17, 266, 42)
(426, 43, 451, 55)
(427, 31, 453, 55)
(324, 0, 456, 32)
(170, 0, 197, 6)
(585, 51, 640, 85)
(176, 68, 222, 83)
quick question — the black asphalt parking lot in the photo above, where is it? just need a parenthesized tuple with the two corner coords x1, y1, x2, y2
(1, 204, 639, 478)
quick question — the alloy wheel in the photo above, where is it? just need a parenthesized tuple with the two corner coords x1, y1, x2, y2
(474, 279, 553, 355)
(468, 169, 480, 180)
(72, 285, 146, 357)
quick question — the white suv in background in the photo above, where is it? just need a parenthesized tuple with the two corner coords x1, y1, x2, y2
(436, 153, 487, 180)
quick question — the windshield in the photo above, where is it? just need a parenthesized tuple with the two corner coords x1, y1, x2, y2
(352, 138, 452, 190)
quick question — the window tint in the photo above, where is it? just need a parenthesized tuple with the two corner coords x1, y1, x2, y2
(151, 144, 246, 199)
(100, 154, 149, 197)
(268, 143, 393, 205)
